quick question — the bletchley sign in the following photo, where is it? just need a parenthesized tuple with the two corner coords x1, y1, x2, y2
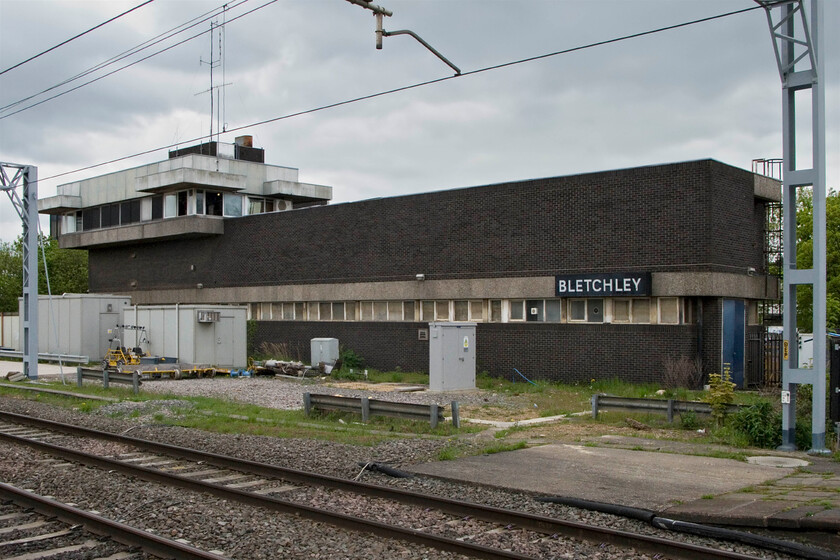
(555, 273, 651, 297)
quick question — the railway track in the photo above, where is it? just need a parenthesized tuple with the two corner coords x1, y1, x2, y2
(0, 482, 228, 560)
(0, 410, 795, 560)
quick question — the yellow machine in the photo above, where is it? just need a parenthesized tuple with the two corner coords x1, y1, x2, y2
(102, 341, 143, 370)
(102, 324, 148, 370)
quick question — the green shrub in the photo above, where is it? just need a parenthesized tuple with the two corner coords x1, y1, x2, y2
(339, 346, 364, 370)
(679, 410, 700, 430)
(732, 401, 781, 448)
(705, 372, 735, 426)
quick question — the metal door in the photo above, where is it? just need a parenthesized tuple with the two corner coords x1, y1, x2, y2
(214, 316, 234, 367)
(99, 313, 119, 359)
(722, 299, 746, 388)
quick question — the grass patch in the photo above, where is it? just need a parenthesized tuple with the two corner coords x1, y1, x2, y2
(0, 380, 475, 445)
(435, 440, 528, 461)
(481, 440, 529, 454)
(493, 424, 531, 439)
(330, 369, 429, 385)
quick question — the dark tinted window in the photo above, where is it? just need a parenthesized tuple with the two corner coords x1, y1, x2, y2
(151, 196, 163, 220)
(121, 200, 141, 224)
(82, 208, 100, 230)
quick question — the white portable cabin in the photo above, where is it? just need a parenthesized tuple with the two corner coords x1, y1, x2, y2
(18, 294, 132, 361)
(120, 304, 247, 369)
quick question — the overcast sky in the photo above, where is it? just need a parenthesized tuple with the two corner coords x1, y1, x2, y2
(0, 0, 837, 244)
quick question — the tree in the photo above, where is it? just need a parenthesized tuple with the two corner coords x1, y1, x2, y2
(795, 188, 839, 331)
(0, 235, 88, 312)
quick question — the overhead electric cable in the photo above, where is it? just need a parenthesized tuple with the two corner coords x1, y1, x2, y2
(37, 4, 763, 184)
(0, 0, 268, 120)
(0, 0, 250, 114)
(0, 0, 156, 77)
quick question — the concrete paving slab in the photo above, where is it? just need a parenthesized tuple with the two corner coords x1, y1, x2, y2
(768, 506, 828, 529)
(801, 509, 840, 531)
(408, 443, 794, 510)
(664, 496, 791, 527)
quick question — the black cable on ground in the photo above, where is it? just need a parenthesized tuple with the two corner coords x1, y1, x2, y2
(651, 517, 840, 560)
(357, 462, 414, 478)
(535, 496, 656, 523)
(536, 495, 839, 560)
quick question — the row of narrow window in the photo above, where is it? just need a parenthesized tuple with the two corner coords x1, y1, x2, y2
(58, 189, 283, 234)
(249, 298, 689, 325)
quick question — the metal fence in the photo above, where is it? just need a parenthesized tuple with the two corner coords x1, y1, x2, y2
(303, 393, 458, 428)
(591, 395, 744, 421)
(77, 367, 141, 394)
(746, 332, 783, 387)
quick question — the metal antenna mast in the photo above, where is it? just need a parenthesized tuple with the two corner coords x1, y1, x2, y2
(197, 13, 231, 144)
(755, 0, 828, 454)
(0, 163, 39, 380)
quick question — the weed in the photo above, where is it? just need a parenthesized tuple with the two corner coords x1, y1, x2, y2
(481, 441, 528, 455)
(494, 425, 530, 439)
(437, 445, 460, 461)
(701, 494, 715, 500)
(731, 401, 781, 448)
(339, 346, 364, 370)
(661, 355, 704, 389)
(679, 411, 700, 430)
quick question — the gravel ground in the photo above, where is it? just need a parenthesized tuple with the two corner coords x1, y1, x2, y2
(138, 376, 513, 411)
(0, 394, 815, 560)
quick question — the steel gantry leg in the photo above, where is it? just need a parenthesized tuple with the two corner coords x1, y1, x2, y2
(755, 0, 828, 454)
(0, 163, 39, 380)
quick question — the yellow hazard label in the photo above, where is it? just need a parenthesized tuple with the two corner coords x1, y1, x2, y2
(783, 340, 789, 360)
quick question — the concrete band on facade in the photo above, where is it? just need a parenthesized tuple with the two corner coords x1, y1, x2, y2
(41, 149, 781, 384)
(124, 271, 779, 305)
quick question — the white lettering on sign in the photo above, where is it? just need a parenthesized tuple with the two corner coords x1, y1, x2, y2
(781, 390, 791, 404)
(555, 273, 650, 296)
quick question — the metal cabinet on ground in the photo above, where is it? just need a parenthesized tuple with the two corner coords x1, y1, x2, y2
(428, 322, 476, 391)
(120, 304, 247, 369)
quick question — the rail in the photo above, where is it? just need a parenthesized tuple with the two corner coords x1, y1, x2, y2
(77, 366, 141, 394)
(0, 411, 774, 560)
(303, 393, 458, 428)
(591, 395, 745, 422)
(0, 482, 230, 560)
(0, 349, 89, 363)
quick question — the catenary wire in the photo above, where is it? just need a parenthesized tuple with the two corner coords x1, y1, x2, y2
(37, 4, 764, 184)
(0, 0, 251, 115)
(0, 0, 272, 120)
(0, 0, 156, 77)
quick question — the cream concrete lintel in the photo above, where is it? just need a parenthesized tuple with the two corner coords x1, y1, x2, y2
(135, 168, 246, 193)
(653, 272, 780, 300)
(128, 277, 557, 305)
(125, 271, 779, 305)
(58, 215, 224, 249)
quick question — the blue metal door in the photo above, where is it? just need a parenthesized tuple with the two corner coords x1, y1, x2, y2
(722, 299, 746, 388)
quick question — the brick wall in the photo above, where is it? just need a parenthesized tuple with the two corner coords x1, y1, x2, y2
(89, 159, 763, 293)
(254, 321, 430, 373)
(254, 320, 700, 384)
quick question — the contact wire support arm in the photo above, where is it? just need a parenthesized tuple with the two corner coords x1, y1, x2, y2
(382, 29, 461, 75)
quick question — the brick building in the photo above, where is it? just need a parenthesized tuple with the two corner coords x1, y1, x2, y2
(40, 139, 780, 385)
